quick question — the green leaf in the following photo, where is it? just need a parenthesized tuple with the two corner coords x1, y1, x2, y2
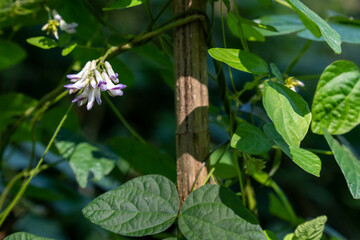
(298, 23, 360, 44)
(55, 131, 115, 188)
(103, 0, 143, 10)
(311, 60, 360, 135)
(264, 123, 321, 177)
(109, 137, 176, 181)
(62, 42, 77, 56)
(178, 184, 267, 240)
(284, 234, 294, 240)
(69, 143, 115, 188)
(270, 63, 284, 84)
(255, 14, 305, 36)
(82, 175, 179, 236)
(285, 0, 342, 53)
(227, 12, 265, 42)
(4, 232, 53, 240)
(26, 36, 58, 49)
(208, 48, 268, 74)
(263, 81, 312, 147)
(323, 129, 360, 199)
(293, 216, 327, 240)
(0, 40, 27, 70)
(264, 230, 278, 240)
(231, 121, 272, 154)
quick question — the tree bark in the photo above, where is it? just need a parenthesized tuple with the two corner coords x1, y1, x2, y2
(174, 0, 209, 206)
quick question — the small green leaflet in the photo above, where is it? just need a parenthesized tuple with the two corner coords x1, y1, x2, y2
(103, 0, 142, 11)
(4, 232, 53, 240)
(293, 216, 327, 240)
(208, 48, 268, 74)
(311, 60, 360, 135)
(323, 129, 360, 199)
(0, 40, 27, 70)
(263, 81, 311, 147)
(62, 43, 77, 56)
(178, 184, 267, 240)
(231, 121, 272, 154)
(82, 175, 179, 236)
(284, 0, 342, 54)
(264, 123, 321, 177)
(26, 36, 58, 49)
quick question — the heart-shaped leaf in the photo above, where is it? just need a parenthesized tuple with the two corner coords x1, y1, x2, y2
(82, 175, 179, 236)
(179, 184, 267, 240)
(311, 60, 360, 135)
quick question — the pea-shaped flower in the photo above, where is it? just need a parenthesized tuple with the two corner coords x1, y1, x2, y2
(64, 60, 126, 110)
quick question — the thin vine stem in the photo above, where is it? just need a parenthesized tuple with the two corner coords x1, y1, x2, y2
(231, 0, 249, 52)
(104, 94, 146, 144)
(101, 14, 206, 62)
(235, 154, 246, 204)
(0, 104, 73, 227)
(220, 0, 237, 93)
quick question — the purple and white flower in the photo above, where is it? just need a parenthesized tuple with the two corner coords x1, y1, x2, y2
(105, 61, 119, 83)
(41, 9, 78, 39)
(64, 60, 126, 110)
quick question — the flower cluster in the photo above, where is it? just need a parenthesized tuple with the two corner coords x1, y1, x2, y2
(42, 10, 78, 39)
(285, 77, 305, 92)
(64, 60, 126, 110)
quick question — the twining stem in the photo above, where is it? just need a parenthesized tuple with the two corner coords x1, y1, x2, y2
(220, 0, 236, 93)
(28, 90, 68, 169)
(104, 94, 146, 144)
(0, 104, 73, 227)
(101, 14, 205, 63)
(236, 154, 246, 204)
(231, 0, 249, 52)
